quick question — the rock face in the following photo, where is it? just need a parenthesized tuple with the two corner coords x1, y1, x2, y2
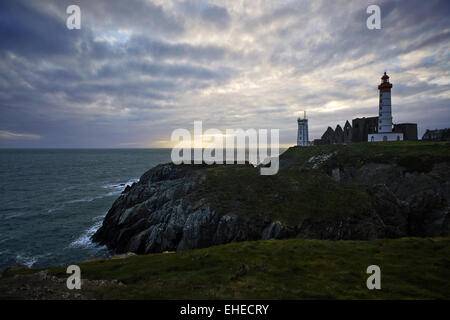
(339, 161, 450, 238)
(93, 159, 450, 255)
(93, 164, 277, 254)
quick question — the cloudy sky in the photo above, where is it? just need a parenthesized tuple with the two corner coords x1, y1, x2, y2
(0, 0, 449, 148)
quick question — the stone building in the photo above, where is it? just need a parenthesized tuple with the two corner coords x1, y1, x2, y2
(393, 123, 418, 141)
(351, 117, 378, 142)
(313, 73, 418, 145)
(320, 127, 335, 144)
(334, 125, 344, 143)
(422, 128, 450, 141)
(343, 120, 352, 143)
(315, 117, 419, 145)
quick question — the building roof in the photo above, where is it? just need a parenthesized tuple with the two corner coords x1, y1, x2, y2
(344, 120, 352, 129)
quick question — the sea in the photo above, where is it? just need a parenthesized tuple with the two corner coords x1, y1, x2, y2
(0, 149, 172, 271)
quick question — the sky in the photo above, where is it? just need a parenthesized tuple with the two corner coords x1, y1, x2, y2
(0, 0, 449, 148)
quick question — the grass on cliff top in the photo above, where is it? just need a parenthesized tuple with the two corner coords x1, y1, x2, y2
(4, 237, 449, 299)
(281, 141, 450, 171)
(194, 141, 450, 226)
(202, 167, 369, 226)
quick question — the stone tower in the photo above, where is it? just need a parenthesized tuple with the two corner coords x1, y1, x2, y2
(297, 111, 309, 146)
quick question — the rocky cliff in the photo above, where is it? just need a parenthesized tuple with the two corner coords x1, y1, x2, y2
(92, 142, 450, 254)
(92, 163, 275, 253)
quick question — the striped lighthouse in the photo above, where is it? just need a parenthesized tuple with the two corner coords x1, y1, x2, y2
(368, 72, 403, 142)
(378, 72, 393, 133)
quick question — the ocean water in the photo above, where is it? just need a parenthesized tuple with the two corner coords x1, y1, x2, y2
(0, 149, 171, 271)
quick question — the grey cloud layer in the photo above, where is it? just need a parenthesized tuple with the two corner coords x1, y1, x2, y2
(0, 0, 449, 147)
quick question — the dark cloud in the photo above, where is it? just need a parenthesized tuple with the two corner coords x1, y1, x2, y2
(53, 0, 185, 36)
(200, 4, 231, 29)
(178, 2, 231, 30)
(125, 35, 230, 61)
(0, 1, 81, 57)
(0, 0, 448, 147)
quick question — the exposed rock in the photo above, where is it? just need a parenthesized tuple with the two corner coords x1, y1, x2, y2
(93, 164, 274, 254)
(92, 156, 450, 255)
(367, 184, 408, 238)
(408, 191, 449, 236)
(339, 161, 450, 237)
(331, 168, 340, 181)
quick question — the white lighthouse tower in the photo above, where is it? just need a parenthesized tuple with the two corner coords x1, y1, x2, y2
(379, 72, 393, 133)
(368, 72, 403, 142)
(297, 111, 309, 146)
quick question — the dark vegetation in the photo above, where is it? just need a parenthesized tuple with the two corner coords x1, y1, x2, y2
(2, 237, 449, 299)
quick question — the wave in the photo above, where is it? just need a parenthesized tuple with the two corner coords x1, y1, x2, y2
(1, 211, 26, 220)
(62, 178, 138, 205)
(63, 178, 139, 249)
(15, 252, 50, 268)
(65, 196, 104, 204)
(47, 207, 62, 213)
(0, 207, 28, 220)
(15, 254, 37, 267)
(62, 178, 139, 205)
(102, 178, 139, 195)
(68, 215, 107, 250)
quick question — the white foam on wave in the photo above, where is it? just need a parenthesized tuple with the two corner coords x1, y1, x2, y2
(15, 253, 48, 268)
(15, 254, 38, 267)
(68, 216, 105, 249)
(2, 211, 26, 220)
(102, 178, 139, 195)
(63, 178, 139, 205)
(15, 252, 52, 268)
(65, 178, 138, 250)
(65, 196, 103, 204)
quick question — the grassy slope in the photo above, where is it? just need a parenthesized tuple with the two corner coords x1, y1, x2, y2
(4, 237, 449, 299)
(196, 141, 450, 227)
(280, 141, 450, 169)
(203, 167, 370, 226)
